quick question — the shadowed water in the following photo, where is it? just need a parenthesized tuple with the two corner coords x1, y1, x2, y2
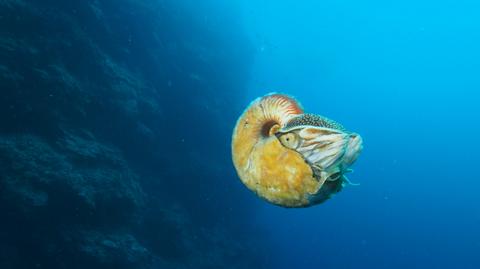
(1, 0, 479, 268)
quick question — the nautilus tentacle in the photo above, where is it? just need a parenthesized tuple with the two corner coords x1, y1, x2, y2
(277, 125, 363, 184)
(232, 93, 363, 208)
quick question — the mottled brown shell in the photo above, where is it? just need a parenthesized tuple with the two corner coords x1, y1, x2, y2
(231, 93, 342, 207)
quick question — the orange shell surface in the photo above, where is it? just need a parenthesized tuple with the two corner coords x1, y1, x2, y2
(231, 94, 324, 207)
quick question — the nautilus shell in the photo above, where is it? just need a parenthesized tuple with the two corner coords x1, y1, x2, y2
(231, 93, 363, 208)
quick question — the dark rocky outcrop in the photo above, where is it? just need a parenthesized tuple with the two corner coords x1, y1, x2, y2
(0, 1, 261, 268)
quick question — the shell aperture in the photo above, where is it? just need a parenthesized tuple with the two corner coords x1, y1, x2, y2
(276, 125, 362, 186)
(231, 93, 363, 207)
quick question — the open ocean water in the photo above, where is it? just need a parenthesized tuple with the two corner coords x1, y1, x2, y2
(0, 0, 479, 268)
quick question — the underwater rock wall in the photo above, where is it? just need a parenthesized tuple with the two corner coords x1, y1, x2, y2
(0, 1, 260, 268)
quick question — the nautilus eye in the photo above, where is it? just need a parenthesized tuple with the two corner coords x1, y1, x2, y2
(277, 132, 299, 149)
(231, 93, 363, 208)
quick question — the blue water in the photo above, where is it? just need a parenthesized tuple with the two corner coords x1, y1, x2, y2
(2, 1, 479, 268)
(236, 1, 480, 268)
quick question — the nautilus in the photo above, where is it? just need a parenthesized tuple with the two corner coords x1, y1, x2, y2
(231, 93, 363, 208)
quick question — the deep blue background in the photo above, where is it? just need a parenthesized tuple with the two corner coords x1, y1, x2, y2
(234, 0, 480, 268)
(1, 1, 479, 268)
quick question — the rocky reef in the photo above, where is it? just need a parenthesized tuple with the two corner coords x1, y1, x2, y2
(0, 0, 261, 268)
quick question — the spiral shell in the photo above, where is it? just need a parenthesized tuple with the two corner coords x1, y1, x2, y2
(232, 93, 363, 208)
(232, 94, 321, 207)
